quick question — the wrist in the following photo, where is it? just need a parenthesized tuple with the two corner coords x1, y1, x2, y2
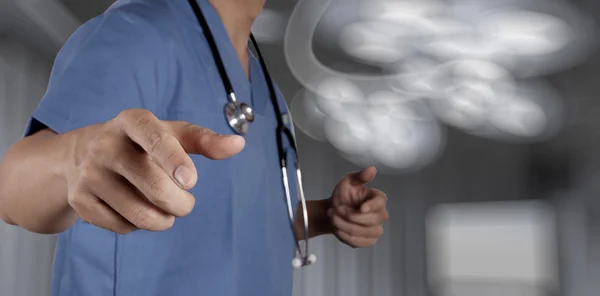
(62, 124, 101, 178)
(56, 124, 102, 203)
(310, 198, 334, 237)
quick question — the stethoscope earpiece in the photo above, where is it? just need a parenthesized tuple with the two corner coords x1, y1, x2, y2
(292, 254, 317, 268)
(292, 257, 302, 269)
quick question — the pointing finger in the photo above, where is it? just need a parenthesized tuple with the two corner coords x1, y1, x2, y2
(168, 121, 245, 160)
(347, 166, 377, 186)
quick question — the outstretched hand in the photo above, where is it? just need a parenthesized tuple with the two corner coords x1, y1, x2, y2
(68, 109, 245, 234)
(329, 167, 389, 248)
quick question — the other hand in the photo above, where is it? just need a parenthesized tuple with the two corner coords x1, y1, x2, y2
(66, 108, 245, 234)
(329, 167, 389, 248)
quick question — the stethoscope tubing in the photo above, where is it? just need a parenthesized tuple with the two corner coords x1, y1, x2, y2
(186, 0, 315, 268)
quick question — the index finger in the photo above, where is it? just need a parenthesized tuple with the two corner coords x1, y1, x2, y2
(115, 109, 197, 189)
(167, 121, 245, 160)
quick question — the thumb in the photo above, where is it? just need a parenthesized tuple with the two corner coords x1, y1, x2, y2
(347, 166, 377, 186)
(168, 121, 245, 159)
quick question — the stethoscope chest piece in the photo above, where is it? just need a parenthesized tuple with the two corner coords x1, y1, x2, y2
(225, 101, 254, 135)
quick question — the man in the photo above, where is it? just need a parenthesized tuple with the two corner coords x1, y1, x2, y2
(0, 0, 389, 295)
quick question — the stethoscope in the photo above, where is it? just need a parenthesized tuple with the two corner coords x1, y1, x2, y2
(187, 0, 316, 268)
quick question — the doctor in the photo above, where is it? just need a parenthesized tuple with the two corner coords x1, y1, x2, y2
(0, 0, 389, 295)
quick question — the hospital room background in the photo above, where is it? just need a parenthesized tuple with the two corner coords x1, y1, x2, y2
(2, 0, 600, 295)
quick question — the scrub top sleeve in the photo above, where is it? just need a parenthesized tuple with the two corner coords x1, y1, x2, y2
(25, 9, 171, 136)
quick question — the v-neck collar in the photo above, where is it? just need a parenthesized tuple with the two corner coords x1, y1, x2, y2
(180, 0, 252, 105)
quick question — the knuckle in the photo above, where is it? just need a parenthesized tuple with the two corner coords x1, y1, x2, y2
(115, 110, 134, 128)
(68, 192, 92, 213)
(88, 135, 110, 159)
(77, 163, 99, 184)
(146, 176, 168, 203)
(117, 108, 148, 123)
(196, 128, 216, 146)
(115, 110, 130, 125)
(153, 196, 173, 214)
(117, 109, 134, 120)
(177, 121, 196, 131)
(68, 194, 84, 209)
(129, 206, 157, 230)
(146, 130, 171, 156)
(87, 132, 123, 164)
(164, 148, 181, 166)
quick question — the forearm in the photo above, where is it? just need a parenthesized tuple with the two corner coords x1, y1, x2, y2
(294, 198, 333, 241)
(0, 129, 79, 234)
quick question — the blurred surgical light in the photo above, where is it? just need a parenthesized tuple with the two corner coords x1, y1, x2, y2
(314, 77, 366, 121)
(488, 79, 563, 141)
(325, 116, 371, 155)
(477, 10, 573, 57)
(289, 88, 328, 142)
(284, 0, 594, 172)
(387, 57, 439, 94)
(366, 107, 428, 169)
(490, 97, 547, 138)
(361, 0, 446, 22)
(339, 21, 415, 64)
(426, 60, 515, 131)
(324, 103, 445, 171)
(289, 78, 445, 170)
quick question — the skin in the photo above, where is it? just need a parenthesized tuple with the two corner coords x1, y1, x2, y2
(0, 0, 388, 248)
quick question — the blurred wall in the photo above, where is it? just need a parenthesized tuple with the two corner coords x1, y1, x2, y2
(0, 36, 55, 296)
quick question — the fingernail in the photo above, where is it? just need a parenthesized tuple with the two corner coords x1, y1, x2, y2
(338, 207, 346, 216)
(174, 166, 193, 188)
(327, 208, 333, 217)
(362, 206, 371, 213)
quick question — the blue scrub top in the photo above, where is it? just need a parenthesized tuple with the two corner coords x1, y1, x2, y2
(25, 0, 299, 295)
